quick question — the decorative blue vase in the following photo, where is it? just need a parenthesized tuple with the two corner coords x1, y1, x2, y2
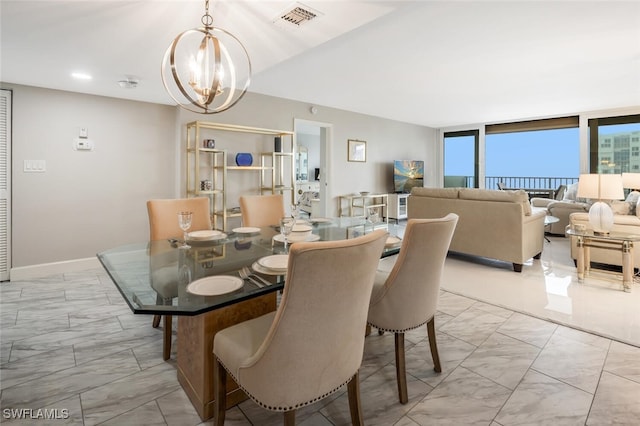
(235, 153, 253, 166)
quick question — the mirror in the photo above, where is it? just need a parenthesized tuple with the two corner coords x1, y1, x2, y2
(296, 145, 308, 181)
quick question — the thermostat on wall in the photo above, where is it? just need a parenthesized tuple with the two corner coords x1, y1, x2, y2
(73, 138, 94, 151)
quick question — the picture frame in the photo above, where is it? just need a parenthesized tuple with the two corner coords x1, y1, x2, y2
(348, 139, 366, 162)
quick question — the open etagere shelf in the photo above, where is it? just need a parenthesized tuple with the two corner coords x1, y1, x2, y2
(186, 121, 295, 231)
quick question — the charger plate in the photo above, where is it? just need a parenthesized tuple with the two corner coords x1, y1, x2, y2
(252, 262, 286, 276)
(258, 254, 289, 271)
(187, 230, 226, 241)
(309, 217, 332, 223)
(232, 227, 261, 234)
(385, 236, 402, 247)
(186, 276, 243, 296)
(273, 234, 320, 243)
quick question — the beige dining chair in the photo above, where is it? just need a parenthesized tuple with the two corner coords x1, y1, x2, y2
(367, 214, 458, 404)
(213, 229, 388, 426)
(146, 197, 212, 360)
(239, 194, 285, 227)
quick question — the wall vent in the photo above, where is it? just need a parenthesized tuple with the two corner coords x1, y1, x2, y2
(276, 3, 320, 27)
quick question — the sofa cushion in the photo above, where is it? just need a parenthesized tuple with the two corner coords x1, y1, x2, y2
(611, 200, 631, 215)
(563, 182, 579, 201)
(410, 187, 459, 199)
(626, 191, 640, 215)
(459, 188, 532, 215)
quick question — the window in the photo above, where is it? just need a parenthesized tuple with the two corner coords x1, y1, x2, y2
(589, 114, 640, 174)
(485, 116, 579, 190)
(443, 130, 479, 188)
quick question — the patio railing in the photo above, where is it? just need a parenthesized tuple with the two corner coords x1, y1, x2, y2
(445, 175, 579, 195)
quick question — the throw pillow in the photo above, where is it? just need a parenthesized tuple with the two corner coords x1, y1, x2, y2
(563, 182, 579, 201)
(611, 200, 630, 215)
(626, 191, 640, 215)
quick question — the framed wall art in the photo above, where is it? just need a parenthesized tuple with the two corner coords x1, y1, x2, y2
(348, 139, 366, 162)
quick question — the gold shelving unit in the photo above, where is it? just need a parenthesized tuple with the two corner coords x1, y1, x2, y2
(186, 121, 295, 231)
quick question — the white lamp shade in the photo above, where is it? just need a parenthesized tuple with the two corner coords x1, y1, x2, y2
(622, 172, 640, 190)
(577, 174, 624, 201)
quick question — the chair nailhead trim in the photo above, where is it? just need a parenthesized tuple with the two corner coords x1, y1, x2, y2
(218, 361, 353, 412)
(367, 320, 428, 334)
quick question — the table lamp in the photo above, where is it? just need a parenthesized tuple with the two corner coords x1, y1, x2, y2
(577, 174, 624, 234)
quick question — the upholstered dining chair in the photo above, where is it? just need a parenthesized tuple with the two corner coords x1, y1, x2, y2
(367, 214, 458, 404)
(213, 229, 388, 426)
(239, 194, 285, 227)
(146, 197, 212, 360)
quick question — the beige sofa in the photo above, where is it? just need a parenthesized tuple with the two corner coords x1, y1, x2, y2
(531, 182, 590, 235)
(569, 210, 640, 268)
(408, 187, 546, 272)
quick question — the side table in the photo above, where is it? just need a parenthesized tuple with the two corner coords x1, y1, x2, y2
(544, 215, 560, 243)
(566, 228, 639, 292)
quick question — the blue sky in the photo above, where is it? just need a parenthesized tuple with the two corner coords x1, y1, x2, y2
(445, 124, 639, 178)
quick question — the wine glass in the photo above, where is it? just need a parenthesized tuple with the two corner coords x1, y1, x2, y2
(178, 211, 193, 249)
(280, 216, 296, 252)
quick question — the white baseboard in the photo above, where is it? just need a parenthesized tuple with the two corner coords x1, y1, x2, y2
(10, 257, 101, 281)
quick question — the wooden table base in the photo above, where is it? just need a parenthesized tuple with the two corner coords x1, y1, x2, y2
(177, 293, 277, 421)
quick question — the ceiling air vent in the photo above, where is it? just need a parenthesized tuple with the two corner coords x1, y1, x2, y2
(276, 3, 321, 27)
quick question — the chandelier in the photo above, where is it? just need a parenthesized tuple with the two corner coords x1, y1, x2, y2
(161, 0, 251, 114)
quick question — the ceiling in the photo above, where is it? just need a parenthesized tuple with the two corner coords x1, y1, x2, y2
(1, 1, 639, 128)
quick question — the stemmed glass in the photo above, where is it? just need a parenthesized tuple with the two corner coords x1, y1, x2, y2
(178, 211, 193, 249)
(280, 216, 296, 252)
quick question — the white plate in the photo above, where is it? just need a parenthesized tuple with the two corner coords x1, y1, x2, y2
(187, 230, 225, 241)
(258, 254, 289, 271)
(309, 217, 332, 223)
(186, 276, 243, 296)
(232, 227, 261, 234)
(292, 224, 313, 232)
(273, 234, 321, 243)
(252, 261, 286, 276)
(385, 236, 402, 247)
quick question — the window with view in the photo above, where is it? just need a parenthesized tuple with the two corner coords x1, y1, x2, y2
(485, 117, 580, 192)
(589, 114, 640, 174)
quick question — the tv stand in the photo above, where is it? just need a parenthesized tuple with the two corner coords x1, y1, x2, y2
(387, 193, 409, 221)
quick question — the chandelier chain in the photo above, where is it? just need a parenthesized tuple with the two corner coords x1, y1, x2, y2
(202, 0, 213, 28)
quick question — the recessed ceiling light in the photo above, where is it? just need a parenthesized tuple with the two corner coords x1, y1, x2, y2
(71, 72, 92, 80)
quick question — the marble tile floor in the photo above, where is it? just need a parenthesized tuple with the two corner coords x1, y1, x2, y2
(1, 236, 640, 425)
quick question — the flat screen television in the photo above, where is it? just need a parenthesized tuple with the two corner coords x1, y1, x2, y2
(394, 160, 424, 193)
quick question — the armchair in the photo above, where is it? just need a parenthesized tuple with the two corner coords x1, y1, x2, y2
(531, 183, 590, 235)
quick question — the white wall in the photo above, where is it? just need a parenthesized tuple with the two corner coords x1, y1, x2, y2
(4, 83, 178, 271)
(3, 86, 434, 274)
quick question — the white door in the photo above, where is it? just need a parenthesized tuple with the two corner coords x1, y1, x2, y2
(0, 90, 12, 281)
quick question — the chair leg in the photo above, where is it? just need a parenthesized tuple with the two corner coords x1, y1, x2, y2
(213, 356, 227, 426)
(284, 410, 296, 425)
(347, 371, 364, 426)
(394, 332, 408, 404)
(162, 314, 172, 361)
(427, 317, 441, 373)
(152, 314, 161, 328)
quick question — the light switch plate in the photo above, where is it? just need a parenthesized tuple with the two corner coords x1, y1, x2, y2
(73, 138, 94, 151)
(23, 160, 46, 172)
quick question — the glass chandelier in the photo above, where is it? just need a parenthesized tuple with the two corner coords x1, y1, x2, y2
(161, 0, 251, 114)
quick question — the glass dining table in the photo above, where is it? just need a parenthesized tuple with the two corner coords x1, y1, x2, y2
(97, 217, 402, 421)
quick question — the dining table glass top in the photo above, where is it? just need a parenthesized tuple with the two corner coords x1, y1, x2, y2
(97, 217, 403, 316)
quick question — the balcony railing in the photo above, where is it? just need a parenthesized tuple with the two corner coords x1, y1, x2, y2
(444, 175, 579, 198)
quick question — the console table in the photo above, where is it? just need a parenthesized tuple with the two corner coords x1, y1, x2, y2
(338, 193, 389, 225)
(566, 228, 640, 292)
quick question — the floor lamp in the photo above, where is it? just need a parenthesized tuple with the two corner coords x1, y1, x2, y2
(577, 174, 624, 235)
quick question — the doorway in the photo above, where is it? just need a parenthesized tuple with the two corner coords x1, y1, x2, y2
(294, 119, 332, 217)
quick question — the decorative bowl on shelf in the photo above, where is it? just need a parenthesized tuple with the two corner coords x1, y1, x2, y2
(360, 191, 370, 196)
(235, 153, 253, 166)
